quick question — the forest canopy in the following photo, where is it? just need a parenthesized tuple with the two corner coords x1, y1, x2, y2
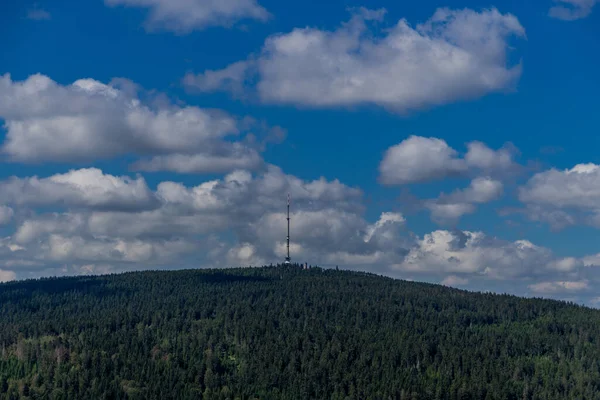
(1, 264, 600, 399)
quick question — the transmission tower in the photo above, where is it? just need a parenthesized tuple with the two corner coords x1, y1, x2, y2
(284, 193, 291, 265)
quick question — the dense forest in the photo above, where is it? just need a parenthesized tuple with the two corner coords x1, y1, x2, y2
(1, 265, 600, 399)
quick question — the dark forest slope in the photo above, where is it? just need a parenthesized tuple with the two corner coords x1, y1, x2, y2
(1, 265, 600, 400)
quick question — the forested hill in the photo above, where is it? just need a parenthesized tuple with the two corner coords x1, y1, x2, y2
(1, 265, 600, 400)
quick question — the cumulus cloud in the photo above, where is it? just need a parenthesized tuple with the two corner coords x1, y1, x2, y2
(68, 263, 116, 276)
(520, 164, 600, 208)
(0, 166, 369, 274)
(519, 163, 600, 229)
(455, 177, 504, 203)
(226, 242, 266, 267)
(364, 212, 405, 242)
(379, 136, 516, 185)
(43, 234, 195, 264)
(394, 230, 555, 279)
(0, 269, 17, 283)
(104, 0, 270, 34)
(379, 136, 466, 185)
(184, 7, 526, 113)
(2, 164, 600, 305)
(464, 141, 516, 170)
(425, 177, 504, 224)
(0, 168, 157, 211)
(183, 61, 251, 96)
(0, 234, 199, 281)
(0, 206, 14, 225)
(247, 210, 370, 259)
(547, 257, 584, 272)
(14, 213, 86, 244)
(427, 203, 476, 225)
(581, 253, 600, 268)
(231, 208, 409, 270)
(0, 165, 406, 280)
(549, 0, 597, 20)
(441, 275, 469, 287)
(529, 280, 590, 294)
(396, 232, 594, 301)
(131, 144, 263, 174)
(152, 165, 364, 219)
(0, 73, 266, 174)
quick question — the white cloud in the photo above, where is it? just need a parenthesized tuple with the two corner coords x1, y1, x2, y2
(1, 211, 201, 276)
(0, 74, 263, 174)
(457, 177, 504, 203)
(363, 212, 405, 242)
(185, 7, 526, 113)
(379, 136, 516, 185)
(394, 230, 556, 280)
(92, 211, 223, 239)
(0, 206, 14, 225)
(549, 0, 597, 20)
(0, 166, 368, 273)
(441, 275, 469, 287)
(590, 297, 600, 307)
(425, 177, 504, 224)
(379, 136, 466, 185)
(131, 145, 262, 174)
(0, 269, 16, 283)
(1, 164, 402, 275)
(44, 234, 194, 263)
(183, 61, 250, 95)
(226, 242, 266, 266)
(508, 206, 576, 231)
(529, 280, 590, 294)
(547, 257, 583, 272)
(70, 264, 116, 276)
(518, 163, 600, 228)
(427, 203, 476, 225)
(0, 168, 157, 211)
(2, 165, 600, 305)
(582, 253, 600, 267)
(520, 164, 600, 208)
(14, 213, 86, 244)
(104, 0, 270, 33)
(464, 141, 516, 170)
(250, 209, 366, 253)
(241, 209, 408, 268)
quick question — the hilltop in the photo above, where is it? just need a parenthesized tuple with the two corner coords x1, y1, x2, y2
(1, 265, 600, 399)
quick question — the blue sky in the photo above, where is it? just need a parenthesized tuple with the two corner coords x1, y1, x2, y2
(1, 0, 600, 304)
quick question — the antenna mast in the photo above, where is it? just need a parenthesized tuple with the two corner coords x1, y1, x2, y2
(285, 193, 291, 265)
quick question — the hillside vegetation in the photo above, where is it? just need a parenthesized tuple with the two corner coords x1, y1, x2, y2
(1, 265, 600, 399)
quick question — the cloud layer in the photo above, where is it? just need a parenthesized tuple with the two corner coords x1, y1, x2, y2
(0, 168, 157, 211)
(184, 7, 526, 113)
(0, 74, 267, 174)
(0, 162, 597, 304)
(104, 0, 270, 33)
(0, 166, 394, 282)
(0, 7, 594, 306)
